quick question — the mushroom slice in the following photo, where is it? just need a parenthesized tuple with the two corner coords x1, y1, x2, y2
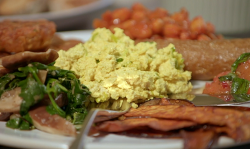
(0, 112, 11, 121)
(37, 70, 48, 84)
(40, 93, 68, 107)
(1, 49, 58, 70)
(0, 87, 22, 113)
(0, 65, 12, 77)
(29, 106, 76, 136)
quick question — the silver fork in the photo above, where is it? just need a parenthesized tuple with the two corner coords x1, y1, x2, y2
(69, 108, 128, 149)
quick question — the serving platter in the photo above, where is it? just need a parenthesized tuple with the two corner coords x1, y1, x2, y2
(0, 30, 249, 149)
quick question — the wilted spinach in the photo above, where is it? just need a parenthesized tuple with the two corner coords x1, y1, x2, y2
(2, 62, 91, 130)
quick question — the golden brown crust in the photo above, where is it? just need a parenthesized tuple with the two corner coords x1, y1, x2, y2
(136, 38, 250, 80)
(0, 20, 56, 53)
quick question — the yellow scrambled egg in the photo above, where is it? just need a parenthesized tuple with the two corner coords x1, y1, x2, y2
(55, 28, 193, 107)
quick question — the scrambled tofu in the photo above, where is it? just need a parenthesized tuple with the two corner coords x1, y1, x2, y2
(55, 28, 193, 107)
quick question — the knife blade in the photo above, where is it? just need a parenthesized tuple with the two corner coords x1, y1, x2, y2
(191, 94, 250, 107)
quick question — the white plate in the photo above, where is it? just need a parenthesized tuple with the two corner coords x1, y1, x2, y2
(0, 0, 113, 31)
(0, 30, 246, 149)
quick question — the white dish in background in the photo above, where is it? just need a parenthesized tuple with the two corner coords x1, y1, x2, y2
(0, 30, 248, 149)
(0, 0, 113, 31)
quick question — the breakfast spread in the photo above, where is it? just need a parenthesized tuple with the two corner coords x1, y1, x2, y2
(0, 3, 250, 149)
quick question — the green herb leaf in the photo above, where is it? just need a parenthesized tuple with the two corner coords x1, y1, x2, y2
(231, 53, 250, 73)
(218, 73, 237, 81)
(6, 117, 32, 130)
(72, 112, 88, 125)
(19, 77, 46, 116)
(116, 58, 123, 63)
(231, 77, 250, 102)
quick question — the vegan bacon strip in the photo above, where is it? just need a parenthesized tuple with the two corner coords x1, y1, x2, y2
(97, 118, 197, 132)
(124, 105, 250, 141)
(91, 98, 250, 149)
(180, 130, 217, 149)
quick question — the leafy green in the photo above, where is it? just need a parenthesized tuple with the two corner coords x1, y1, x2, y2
(19, 77, 46, 116)
(116, 58, 123, 63)
(231, 78, 250, 102)
(231, 53, 250, 73)
(218, 73, 237, 82)
(6, 114, 33, 130)
(0, 74, 15, 96)
(2, 62, 91, 130)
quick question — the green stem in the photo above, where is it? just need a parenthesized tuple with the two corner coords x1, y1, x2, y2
(47, 93, 66, 117)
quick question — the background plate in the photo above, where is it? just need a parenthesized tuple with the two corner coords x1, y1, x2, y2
(0, 0, 113, 31)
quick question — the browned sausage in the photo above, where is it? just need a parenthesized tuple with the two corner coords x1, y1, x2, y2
(136, 38, 250, 80)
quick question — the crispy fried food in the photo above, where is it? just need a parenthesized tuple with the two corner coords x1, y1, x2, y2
(0, 20, 56, 53)
(124, 105, 250, 141)
(97, 118, 197, 132)
(180, 130, 216, 149)
(136, 38, 250, 80)
(125, 105, 241, 128)
(159, 98, 195, 106)
(91, 98, 250, 149)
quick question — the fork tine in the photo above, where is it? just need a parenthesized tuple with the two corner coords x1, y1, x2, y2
(69, 108, 129, 149)
(69, 109, 98, 149)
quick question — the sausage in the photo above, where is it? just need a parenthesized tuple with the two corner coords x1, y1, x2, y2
(135, 38, 250, 80)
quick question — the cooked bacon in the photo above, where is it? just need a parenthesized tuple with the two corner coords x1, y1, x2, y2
(124, 105, 250, 141)
(180, 130, 217, 149)
(125, 105, 240, 126)
(97, 118, 197, 132)
(159, 98, 195, 106)
(29, 106, 76, 136)
(90, 98, 250, 149)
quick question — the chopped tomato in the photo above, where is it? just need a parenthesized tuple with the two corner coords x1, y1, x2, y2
(236, 59, 250, 81)
(203, 71, 233, 101)
(203, 59, 250, 101)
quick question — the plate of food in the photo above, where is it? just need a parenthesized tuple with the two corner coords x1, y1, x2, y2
(1, 3, 250, 149)
(0, 0, 113, 30)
